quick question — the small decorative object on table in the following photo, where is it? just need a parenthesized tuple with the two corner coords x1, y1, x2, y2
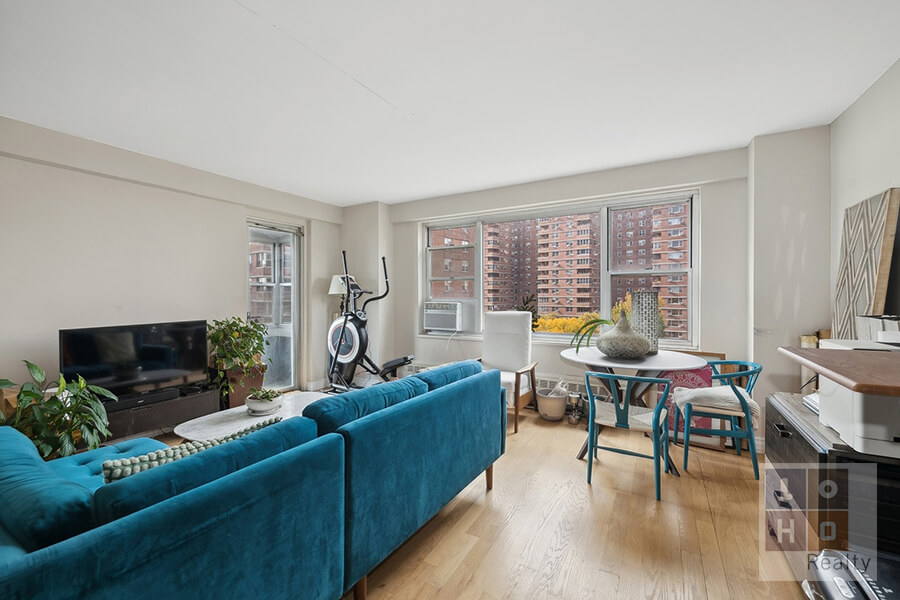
(245, 387, 284, 416)
(595, 309, 650, 359)
(631, 290, 660, 355)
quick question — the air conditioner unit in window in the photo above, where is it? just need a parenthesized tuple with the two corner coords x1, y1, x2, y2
(423, 301, 462, 332)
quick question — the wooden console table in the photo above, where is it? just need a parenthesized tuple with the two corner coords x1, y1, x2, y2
(777, 346, 900, 395)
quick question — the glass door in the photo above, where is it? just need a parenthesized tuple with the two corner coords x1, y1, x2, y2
(248, 224, 300, 389)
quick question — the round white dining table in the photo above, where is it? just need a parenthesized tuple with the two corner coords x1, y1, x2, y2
(560, 347, 708, 474)
(560, 347, 707, 374)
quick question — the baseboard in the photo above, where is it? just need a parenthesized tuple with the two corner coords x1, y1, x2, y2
(306, 378, 328, 392)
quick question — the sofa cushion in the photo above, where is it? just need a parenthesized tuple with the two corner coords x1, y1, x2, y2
(412, 359, 482, 391)
(92, 416, 318, 524)
(47, 436, 167, 492)
(0, 524, 27, 563)
(302, 377, 428, 436)
(0, 427, 95, 551)
(101, 417, 282, 482)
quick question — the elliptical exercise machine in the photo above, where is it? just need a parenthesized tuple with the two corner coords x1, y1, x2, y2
(327, 251, 414, 392)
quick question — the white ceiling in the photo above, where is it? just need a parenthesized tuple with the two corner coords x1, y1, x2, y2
(2, 1, 900, 207)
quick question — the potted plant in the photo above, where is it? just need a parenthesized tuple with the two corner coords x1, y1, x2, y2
(0, 360, 117, 459)
(570, 315, 615, 351)
(245, 387, 284, 415)
(208, 316, 270, 408)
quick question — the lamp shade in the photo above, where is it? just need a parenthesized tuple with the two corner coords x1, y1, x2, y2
(328, 275, 355, 295)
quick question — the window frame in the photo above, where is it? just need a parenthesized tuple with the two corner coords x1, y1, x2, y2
(423, 190, 699, 348)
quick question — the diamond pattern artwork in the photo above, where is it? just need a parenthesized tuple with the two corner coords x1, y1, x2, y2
(832, 189, 900, 339)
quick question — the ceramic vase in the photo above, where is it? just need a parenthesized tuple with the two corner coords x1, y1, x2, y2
(631, 290, 660, 355)
(596, 309, 650, 359)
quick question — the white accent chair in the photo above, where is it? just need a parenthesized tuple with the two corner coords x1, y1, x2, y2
(481, 311, 537, 434)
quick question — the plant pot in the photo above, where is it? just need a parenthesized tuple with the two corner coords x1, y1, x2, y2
(226, 364, 266, 408)
(245, 391, 284, 416)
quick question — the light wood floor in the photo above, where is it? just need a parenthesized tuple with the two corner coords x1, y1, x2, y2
(351, 410, 804, 600)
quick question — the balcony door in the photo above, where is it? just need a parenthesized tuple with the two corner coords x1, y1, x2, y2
(248, 223, 300, 390)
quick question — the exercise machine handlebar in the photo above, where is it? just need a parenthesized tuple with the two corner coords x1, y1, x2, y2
(362, 257, 389, 313)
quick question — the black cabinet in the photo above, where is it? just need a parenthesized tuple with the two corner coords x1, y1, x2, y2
(766, 392, 900, 581)
(106, 388, 219, 439)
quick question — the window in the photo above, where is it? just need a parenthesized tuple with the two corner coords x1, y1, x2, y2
(608, 199, 693, 341)
(426, 226, 476, 299)
(425, 195, 695, 343)
(248, 223, 299, 390)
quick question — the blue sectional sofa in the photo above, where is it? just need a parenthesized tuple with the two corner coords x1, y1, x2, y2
(0, 360, 504, 600)
(303, 359, 505, 599)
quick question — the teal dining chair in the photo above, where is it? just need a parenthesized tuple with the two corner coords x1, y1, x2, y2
(672, 360, 762, 479)
(585, 371, 672, 501)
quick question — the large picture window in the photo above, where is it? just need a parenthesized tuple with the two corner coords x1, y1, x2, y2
(425, 194, 696, 344)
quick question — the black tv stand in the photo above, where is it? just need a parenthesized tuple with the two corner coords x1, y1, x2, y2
(106, 388, 218, 440)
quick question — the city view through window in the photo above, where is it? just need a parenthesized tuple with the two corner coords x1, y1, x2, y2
(428, 200, 691, 341)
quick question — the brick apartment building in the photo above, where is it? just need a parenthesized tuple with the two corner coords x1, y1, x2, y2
(248, 241, 293, 324)
(609, 201, 690, 339)
(428, 226, 476, 300)
(533, 214, 602, 316)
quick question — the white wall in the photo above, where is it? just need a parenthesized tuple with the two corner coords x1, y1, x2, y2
(831, 58, 900, 308)
(338, 202, 396, 380)
(388, 149, 751, 382)
(0, 117, 342, 388)
(748, 127, 832, 403)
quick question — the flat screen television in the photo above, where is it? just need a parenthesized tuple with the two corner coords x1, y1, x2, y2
(59, 320, 209, 404)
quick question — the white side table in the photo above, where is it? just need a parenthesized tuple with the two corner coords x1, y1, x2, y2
(173, 391, 329, 441)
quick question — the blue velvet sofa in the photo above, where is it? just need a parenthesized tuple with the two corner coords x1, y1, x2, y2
(0, 419, 346, 600)
(0, 360, 504, 600)
(302, 359, 505, 599)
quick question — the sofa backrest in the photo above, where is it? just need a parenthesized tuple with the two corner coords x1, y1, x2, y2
(0, 427, 95, 552)
(0, 433, 347, 600)
(411, 359, 482, 391)
(337, 369, 504, 592)
(92, 416, 318, 524)
(302, 377, 427, 436)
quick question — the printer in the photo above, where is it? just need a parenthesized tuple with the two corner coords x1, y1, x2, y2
(816, 340, 900, 459)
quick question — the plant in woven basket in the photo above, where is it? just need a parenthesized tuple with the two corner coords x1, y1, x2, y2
(0, 360, 117, 459)
(207, 317, 270, 398)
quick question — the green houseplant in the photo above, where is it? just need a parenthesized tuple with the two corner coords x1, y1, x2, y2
(245, 386, 284, 415)
(207, 317, 269, 408)
(0, 360, 117, 459)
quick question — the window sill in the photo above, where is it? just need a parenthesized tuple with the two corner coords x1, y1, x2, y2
(418, 331, 696, 352)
